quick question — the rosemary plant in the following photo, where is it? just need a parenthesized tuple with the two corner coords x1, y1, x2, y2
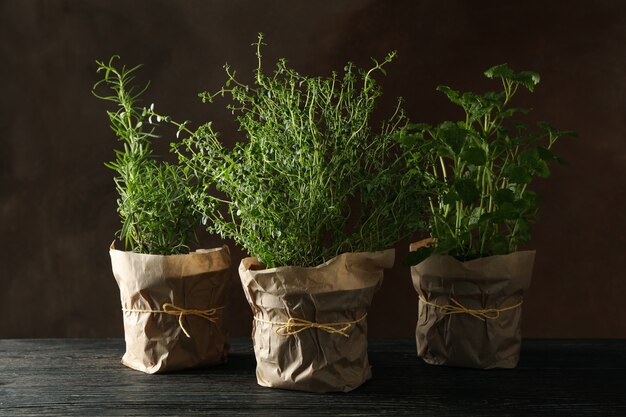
(402, 64, 575, 264)
(165, 35, 430, 267)
(93, 56, 199, 255)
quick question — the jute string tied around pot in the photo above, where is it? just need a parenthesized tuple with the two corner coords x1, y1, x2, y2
(123, 303, 225, 338)
(418, 295, 522, 321)
(254, 314, 367, 337)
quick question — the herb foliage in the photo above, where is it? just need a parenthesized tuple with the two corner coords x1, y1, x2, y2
(401, 64, 575, 264)
(93, 56, 199, 255)
(168, 35, 430, 268)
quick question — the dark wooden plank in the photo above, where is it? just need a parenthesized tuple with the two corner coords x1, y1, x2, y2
(0, 339, 625, 416)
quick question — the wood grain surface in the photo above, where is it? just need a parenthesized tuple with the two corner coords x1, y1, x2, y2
(1, 338, 625, 416)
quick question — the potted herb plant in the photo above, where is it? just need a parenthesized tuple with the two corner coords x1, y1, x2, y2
(93, 57, 231, 374)
(401, 64, 575, 369)
(166, 35, 430, 392)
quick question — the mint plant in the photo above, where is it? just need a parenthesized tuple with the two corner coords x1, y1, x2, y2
(93, 56, 199, 255)
(402, 64, 575, 264)
(165, 35, 430, 268)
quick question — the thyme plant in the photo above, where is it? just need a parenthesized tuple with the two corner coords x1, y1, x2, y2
(402, 64, 575, 264)
(167, 35, 429, 268)
(93, 56, 199, 255)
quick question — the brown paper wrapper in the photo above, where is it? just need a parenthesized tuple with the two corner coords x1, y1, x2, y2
(410, 244, 534, 369)
(239, 249, 394, 393)
(110, 243, 231, 374)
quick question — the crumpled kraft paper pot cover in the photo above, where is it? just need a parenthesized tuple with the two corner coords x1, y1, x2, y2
(110, 243, 231, 374)
(410, 245, 535, 369)
(239, 249, 394, 393)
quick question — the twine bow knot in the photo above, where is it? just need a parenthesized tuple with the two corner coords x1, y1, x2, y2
(122, 304, 224, 338)
(254, 314, 367, 338)
(418, 295, 522, 321)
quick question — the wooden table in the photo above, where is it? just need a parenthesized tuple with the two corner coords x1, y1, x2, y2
(1, 338, 624, 416)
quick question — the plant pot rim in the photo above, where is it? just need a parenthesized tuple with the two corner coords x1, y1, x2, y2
(109, 241, 229, 258)
(417, 250, 536, 265)
(409, 239, 536, 266)
(240, 248, 395, 273)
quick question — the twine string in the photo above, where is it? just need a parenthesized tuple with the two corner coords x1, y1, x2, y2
(122, 303, 224, 338)
(418, 295, 522, 321)
(254, 314, 367, 338)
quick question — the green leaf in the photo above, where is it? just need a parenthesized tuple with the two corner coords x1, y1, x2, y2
(521, 149, 550, 178)
(493, 188, 515, 205)
(555, 155, 567, 165)
(513, 121, 528, 134)
(484, 64, 540, 92)
(491, 202, 520, 222)
(437, 121, 467, 154)
(460, 147, 487, 166)
(393, 132, 421, 147)
(523, 190, 541, 205)
(442, 190, 460, 205)
(504, 165, 532, 184)
(536, 146, 556, 161)
(538, 122, 558, 135)
(459, 91, 496, 121)
(436, 85, 462, 105)
(535, 146, 567, 165)
(535, 160, 550, 177)
(511, 71, 541, 92)
(484, 64, 513, 79)
(479, 211, 493, 224)
(513, 196, 533, 214)
(454, 179, 480, 204)
(434, 237, 462, 254)
(406, 123, 431, 131)
(499, 107, 532, 118)
(488, 233, 509, 255)
(483, 91, 505, 104)
(514, 219, 531, 243)
(404, 246, 435, 266)
(468, 207, 484, 226)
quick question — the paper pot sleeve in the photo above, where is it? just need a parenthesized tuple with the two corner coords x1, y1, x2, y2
(110, 243, 231, 374)
(239, 249, 394, 392)
(410, 249, 535, 369)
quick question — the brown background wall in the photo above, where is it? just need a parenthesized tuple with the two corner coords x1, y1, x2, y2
(1, 0, 625, 338)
